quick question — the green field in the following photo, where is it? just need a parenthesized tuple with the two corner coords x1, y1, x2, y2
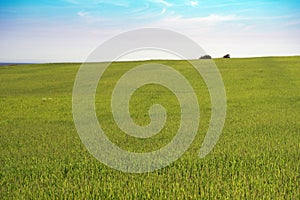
(1, 57, 299, 199)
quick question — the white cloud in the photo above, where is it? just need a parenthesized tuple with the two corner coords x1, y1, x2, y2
(189, 1, 198, 7)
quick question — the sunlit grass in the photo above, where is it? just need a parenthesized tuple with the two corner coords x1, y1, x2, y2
(0, 57, 299, 199)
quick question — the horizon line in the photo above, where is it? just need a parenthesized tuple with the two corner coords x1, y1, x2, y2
(1, 55, 300, 65)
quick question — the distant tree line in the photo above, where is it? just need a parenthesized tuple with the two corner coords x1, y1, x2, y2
(199, 54, 231, 59)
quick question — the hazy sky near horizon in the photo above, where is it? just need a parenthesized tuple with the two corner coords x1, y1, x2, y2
(1, 0, 300, 62)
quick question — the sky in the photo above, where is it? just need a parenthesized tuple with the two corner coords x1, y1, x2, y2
(0, 0, 300, 62)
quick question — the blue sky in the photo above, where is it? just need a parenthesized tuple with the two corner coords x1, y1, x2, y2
(0, 0, 300, 62)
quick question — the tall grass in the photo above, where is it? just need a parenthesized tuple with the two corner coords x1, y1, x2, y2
(0, 57, 299, 199)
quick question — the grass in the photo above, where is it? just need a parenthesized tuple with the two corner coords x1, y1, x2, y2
(0, 57, 299, 199)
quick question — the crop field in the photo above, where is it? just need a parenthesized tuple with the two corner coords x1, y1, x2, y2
(0, 57, 299, 199)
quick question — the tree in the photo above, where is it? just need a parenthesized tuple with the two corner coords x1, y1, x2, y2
(199, 55, 212, 59)
(223, 54, 230, 58)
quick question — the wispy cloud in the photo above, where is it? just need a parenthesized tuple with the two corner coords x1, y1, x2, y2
(63, 0, 79, 4)
(77, 11, 89, 17)
(145, 14, 242, 34)
(156, 14, 240, 26)
(250, 14, 298, 21)
(198, 1, 274, 9)
(150, 0, 173, 7)
(284, 19, 300, 27)
(130, 3, 150, 14)
(199, 14, 239, 22)
(160, 8, 167, 15)
(77, 10, 109, 23)
(64, 0, 129, 7)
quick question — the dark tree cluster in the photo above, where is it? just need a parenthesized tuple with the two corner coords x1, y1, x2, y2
(199, 55, 212, 59)
(223, 54, 230, 58)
